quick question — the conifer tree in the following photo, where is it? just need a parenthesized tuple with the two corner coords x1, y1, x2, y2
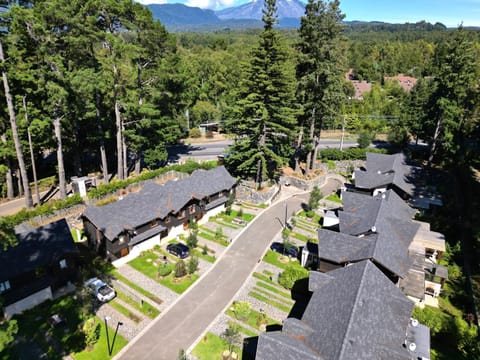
(225, 0, 297, 186)
(296, 0, 346, 175)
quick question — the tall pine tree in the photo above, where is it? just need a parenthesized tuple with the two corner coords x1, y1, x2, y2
(296, 0, 346, 175)
(225, 0, 297, 186)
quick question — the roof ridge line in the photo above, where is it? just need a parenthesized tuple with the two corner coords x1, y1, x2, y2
(337, 261, 369, 359)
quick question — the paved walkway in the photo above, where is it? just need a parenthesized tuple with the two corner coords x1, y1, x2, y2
(115, 190, 308, 360)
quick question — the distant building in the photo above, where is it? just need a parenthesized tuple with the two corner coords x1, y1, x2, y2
(345, 69, 372, 100)
(385, 74, 418, 92)
(82, 166, 237, 263)
(0, 219, 78, 319)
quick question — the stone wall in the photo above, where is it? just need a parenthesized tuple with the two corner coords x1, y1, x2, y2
(236, 181, 279, 205)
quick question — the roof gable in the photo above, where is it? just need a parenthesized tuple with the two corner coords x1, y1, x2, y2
(0, 219, 77, 281)
(302, 261, 414, 359)
(83, 166, 237, 240)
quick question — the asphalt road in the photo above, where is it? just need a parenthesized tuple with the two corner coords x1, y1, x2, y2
(116, 190, 310, 360)
(167, 139, 358, 163)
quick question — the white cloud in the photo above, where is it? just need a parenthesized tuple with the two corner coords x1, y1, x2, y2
(186, 0, 238, 10)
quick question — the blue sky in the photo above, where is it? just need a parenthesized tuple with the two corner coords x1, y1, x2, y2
(137, 0, 480, 27)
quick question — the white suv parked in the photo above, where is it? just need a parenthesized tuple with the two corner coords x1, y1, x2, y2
(84, 277, 116, 302)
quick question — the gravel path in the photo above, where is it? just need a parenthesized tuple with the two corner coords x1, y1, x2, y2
(116, 264, 179, 312)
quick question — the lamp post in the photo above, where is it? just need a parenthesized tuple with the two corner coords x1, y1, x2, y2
(104, 316, 123, 356)
(104, 316, 111, 356)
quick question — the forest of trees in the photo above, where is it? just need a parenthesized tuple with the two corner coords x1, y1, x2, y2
(0, 0, 478, 203)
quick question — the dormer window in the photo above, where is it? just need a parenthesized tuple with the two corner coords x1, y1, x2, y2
(0, 280, 10, 293)
(151, 220, 158, 228)
(178, 210, 186, 219)
(165, 216, 171, 224)
(189, 205, 195, 214)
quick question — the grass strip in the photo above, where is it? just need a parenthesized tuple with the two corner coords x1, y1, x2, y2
(262, 250, 300, 270)
(198, 232, 229, 246)
(192, 248, 216, 263)
(192, 332, 242, 360)
(252, 287, 294, 306)
(110, 300, 142, 323)
(226, 308, 279, 331)
(253, 271, 277, 285)
(111, 270, 163, 305)
(292, 232, 315, 242)
(256, 281, 292, 299)
(228, 320, 258, 337)
(248, 291, 292, 313)
(326, 193, 342, 203)
(213, 219, 240, 229)
(116, 290, 160, 319)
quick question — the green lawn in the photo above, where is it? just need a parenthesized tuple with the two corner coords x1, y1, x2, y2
(72, 317, 128, 359)
(111, 270, 163, 305)
(326, 193, 342, 203)
(115, 291, 160, 318)
(249, 291, 293, 313)
(192, 332, 242, 360)
(226, 307, 279, 331)
(109, 300, 141, 323)
(192, 248, 216, 263)
(263, 250, 299, 270)
(255, 281, 292, 299)
(292, 232, 315, 242)
(129, 252, 199, 294)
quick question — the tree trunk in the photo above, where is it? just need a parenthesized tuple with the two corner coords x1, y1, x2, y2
(428, 114, 442, 166)
(312, 137, 320, 170)
(305, 107, 316, 177)
(256, 122, 266, 188)
(54, 115, 67, 199)
(0, 41, 33, 208)
(114, 64, 124, 181)
(122, 120, 127, 179)
(5, 159, 14, 199)
(95, 93, 109, 183)
(16, 168, 23, 197)
(294, 125, 303, 173)
(23, 96, 40, 204)
(134, 155, 141, 176)
(72, 119, 83, 176)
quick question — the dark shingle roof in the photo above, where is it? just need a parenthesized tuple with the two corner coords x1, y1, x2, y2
(318, 225, 413, 279)
(256, 261, 415, 360)
(339, 190, 416, 236)
(83, 166, 236, 240)
(354, 152, 417, 196)
(0, 219, 77, 281)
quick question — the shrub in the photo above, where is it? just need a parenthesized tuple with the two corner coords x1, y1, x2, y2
(231, 301, 251, 321)
(215, 226, 224, 240)
(308, 186, 323, 211)
(357, 131, 374, 148)
(278, 264, 309, 290)
(82, 317, 100, 348)
(188, 256, 199, 274)
(187, 230, 198, 249)
(189, 128, 202, 138)
(158, 263, 173, 277)
(202, 244, 208, 255)
(175, 260, 187, 278)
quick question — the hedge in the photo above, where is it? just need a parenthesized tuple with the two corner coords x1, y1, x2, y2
(318, 147, 388, 161)
(88, 160, 217, 199)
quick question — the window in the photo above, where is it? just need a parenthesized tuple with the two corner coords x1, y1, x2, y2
(151, 220, 158, 228)
(59, 259, 67, 269)
(119, 235, 126, 244)
(178, 210, 186, 219)
(189, 205, 195, 214)
(0, 280, 10, 293)
(165, 216, 171, 224)
(218, 192, 224, 198)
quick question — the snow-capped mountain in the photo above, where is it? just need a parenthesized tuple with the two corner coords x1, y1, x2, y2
(216, 0, 306, 20)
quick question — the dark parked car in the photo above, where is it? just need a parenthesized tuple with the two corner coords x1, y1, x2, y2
(270, 242, 299, 258)
(167, 242, 190, 259)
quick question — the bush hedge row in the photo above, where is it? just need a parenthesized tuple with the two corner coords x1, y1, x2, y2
(318, 147, 388, 161)
(87, 160, 217, 199)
